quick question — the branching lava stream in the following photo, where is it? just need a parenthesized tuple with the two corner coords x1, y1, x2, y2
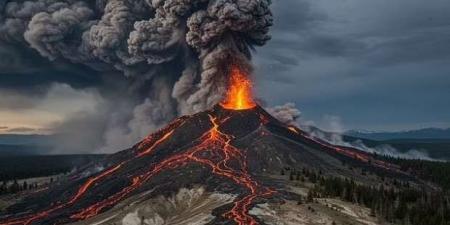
(1, 113, 274, 225)
(69, 114, 274, 225)
(0, 64, 402, 225)
(0, 65, 274, 225)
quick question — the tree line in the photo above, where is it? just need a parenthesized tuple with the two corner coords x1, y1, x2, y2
(281, 167, 450, 225)
(381, 155, 450, 192)
(0, 179, 51, 195)
(0, 155, 102, 182)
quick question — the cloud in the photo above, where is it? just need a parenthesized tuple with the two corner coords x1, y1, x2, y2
(0, 89, 39, 110)
(254, 0, 450, 131)
(0, 0, 275, 153)
(266, 103, 301, 126)
(5, 127, 37, 133)
(50, 110, 109, 153)
(270, 0, 325, 32)
(4, 127, 39, 133)
(298, 111, 440, 161)
(0, 41, 104, 93)
(365, 30, 450, 65)
(320, 115, 344, 133)
(1, 0, 449, 153)
(259, 0, 450, 66)
(0, 126, 53, 134)
(0, 82, 106, 136)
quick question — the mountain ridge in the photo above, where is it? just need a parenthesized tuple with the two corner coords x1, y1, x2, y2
(346, 127, 450, 141)
(0, 104, 423, 225)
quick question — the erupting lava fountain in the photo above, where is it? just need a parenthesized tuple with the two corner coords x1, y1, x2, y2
(220, 65, 257, 111)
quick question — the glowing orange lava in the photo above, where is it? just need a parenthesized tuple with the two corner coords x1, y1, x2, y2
(286, 125, 404, 173)
(1, 107, 404, 225)
(69, 115, 274, 224)
(288, 126, 300, 134)
(0, 114, 274, 225)
(0, 119, 186, 225)
(220, 65, 257, 110)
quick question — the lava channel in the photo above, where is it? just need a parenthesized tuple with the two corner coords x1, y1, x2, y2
(0, 118, 187, 225)
(0, 115, 274, 225)
(69, 114, 274, 225)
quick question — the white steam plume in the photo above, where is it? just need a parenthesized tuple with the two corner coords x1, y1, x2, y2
(302, 117, 440, 161)
(267, 103, 441, 161)
(266, 102, 301, 126)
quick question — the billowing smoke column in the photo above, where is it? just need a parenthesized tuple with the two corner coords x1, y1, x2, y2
(0, 0, 273, 152)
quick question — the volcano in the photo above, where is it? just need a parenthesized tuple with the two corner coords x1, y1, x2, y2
(0, 66, 424, 225)
(0, 102, 421, 225)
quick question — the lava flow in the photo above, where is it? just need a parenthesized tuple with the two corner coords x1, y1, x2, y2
(0, 63, 403, 225)
(69, 114, 274, 225)
(0, 118, 186, 225)
(286, 125, 404, 173)
(220, 65, 257, 110)
(0, 66, 273, 225)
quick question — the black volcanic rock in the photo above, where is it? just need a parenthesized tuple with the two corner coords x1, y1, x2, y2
(0, 104, 424, 225)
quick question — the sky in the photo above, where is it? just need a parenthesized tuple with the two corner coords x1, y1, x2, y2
(254, 0, 450, 131)
(0, 0, 449, 138)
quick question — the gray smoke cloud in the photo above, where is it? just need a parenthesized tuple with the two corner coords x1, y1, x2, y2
(0, 0, 273, 153)
(266, 102, 301, 126)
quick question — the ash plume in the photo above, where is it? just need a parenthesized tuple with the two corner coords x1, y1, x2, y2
(0, 0, 273, 152)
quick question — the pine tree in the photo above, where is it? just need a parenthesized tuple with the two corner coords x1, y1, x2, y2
(289, 171, 294, 181)
(307, 189, 314, 203)
(10, 180, 20, 193)
(297, 197, 303, 205)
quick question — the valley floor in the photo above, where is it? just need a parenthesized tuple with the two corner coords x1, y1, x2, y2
(63, 174, 388, 225)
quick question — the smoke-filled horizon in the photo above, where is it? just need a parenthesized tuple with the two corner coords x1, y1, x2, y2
(1, 0, 450, 155)
(0, 0, 273, 153)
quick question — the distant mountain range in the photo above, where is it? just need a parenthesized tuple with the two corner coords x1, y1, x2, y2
(0, 134, 53, 146)
(1, 128, 449, 159)
(0, 134, 53, 156)
(345, 128, 450, 141)
(302, 126, 450, 160)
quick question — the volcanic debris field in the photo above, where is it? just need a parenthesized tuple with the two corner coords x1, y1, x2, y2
(0, 103, 426, 225)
